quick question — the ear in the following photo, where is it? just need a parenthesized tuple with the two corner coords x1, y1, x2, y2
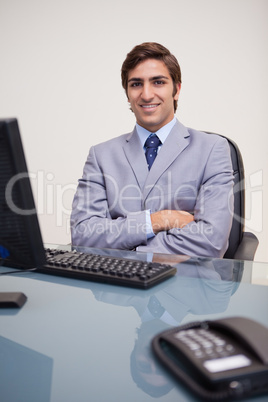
(174, 83, 181, 100)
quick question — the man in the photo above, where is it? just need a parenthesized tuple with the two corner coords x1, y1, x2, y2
(71, 42, 234, 258)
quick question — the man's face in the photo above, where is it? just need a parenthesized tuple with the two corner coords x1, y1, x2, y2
(127, 59, 181, 132)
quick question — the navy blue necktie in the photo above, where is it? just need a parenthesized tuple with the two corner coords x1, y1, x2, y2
(144, 134, 161, 170)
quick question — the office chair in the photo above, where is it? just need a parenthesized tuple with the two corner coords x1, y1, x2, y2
(206, 132, 259, 261)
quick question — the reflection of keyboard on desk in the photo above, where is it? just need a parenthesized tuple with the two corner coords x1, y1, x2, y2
(37, 248, 176, 289)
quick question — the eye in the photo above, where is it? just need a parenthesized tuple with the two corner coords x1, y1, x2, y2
(129, 82, 142, 88)
(154, 80, 165, 85)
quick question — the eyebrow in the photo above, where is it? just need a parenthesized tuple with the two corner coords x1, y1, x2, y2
(128, 75, 170, 83)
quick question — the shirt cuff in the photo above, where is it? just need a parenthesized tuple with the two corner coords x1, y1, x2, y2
(145, 209, 155, 239)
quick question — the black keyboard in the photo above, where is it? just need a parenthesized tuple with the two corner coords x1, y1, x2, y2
(37, 248, 176, 289)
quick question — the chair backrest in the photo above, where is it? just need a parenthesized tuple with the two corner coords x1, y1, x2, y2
(205, 133, 245, 259)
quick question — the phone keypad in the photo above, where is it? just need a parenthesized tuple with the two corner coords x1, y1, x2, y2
(174, 328, 236, 361)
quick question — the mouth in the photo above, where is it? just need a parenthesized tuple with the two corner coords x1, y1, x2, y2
(140, 104, 160, 111)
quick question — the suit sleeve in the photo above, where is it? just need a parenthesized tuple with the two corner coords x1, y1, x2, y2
(71, 146, 148, 250)
(137, 137, 234, 258)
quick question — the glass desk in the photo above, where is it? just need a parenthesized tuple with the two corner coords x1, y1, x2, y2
(0, 245, 268, 402)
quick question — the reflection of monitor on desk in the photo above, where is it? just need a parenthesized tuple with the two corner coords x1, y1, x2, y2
(0, 336, 53, 402)
(0, 118, 46, 269)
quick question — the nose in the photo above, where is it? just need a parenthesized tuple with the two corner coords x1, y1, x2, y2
(141, 83, 154, 101)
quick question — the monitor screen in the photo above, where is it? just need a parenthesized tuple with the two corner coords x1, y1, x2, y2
(0, 118, 46, 268)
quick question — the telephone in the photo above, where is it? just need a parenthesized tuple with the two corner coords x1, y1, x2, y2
(152, 317, 268, 400)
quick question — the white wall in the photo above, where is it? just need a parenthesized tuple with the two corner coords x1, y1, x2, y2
(1, 0, 267, 261)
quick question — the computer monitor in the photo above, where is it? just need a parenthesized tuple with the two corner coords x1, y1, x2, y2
(0, 118, 46, 269)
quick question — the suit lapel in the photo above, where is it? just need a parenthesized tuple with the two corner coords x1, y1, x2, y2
(122, 121, 191, 202)
(143, 120, 190, 201)
(123, 127, 148, 190)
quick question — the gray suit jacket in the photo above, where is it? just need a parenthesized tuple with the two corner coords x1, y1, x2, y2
(71, 120, 234, 257)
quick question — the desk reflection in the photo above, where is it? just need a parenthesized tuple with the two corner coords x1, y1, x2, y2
(89, 251, 242, 398)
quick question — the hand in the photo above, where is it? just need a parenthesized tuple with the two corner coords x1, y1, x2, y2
(152, 253, 190, 265)
(150, 210, 194, 234)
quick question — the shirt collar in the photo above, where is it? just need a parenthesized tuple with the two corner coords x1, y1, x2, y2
(136, 116, 177, 148)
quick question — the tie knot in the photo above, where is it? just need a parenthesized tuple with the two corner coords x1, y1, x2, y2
(144, 134, 161, 149)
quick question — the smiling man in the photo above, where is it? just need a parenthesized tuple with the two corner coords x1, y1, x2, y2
(71, 42, 234, 258)
(126, 58, 180, 132)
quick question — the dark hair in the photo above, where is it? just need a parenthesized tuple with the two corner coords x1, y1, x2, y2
(121, 42, 182, 111)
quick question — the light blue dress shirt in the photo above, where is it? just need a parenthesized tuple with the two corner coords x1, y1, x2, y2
(135, 117, 177, 240)
(136, 116, 177, 154)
